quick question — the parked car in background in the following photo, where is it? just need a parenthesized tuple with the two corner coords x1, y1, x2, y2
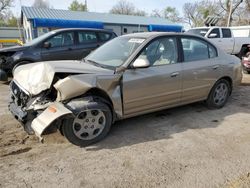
(0, 28, 116, 81)
(242, 57, 250, 74)
(9, 32, 242, 146)
(186, 27, 250, 58)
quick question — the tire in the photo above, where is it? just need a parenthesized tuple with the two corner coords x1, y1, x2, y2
(62, 100, 112, 147)
(206, 79, 231, 109)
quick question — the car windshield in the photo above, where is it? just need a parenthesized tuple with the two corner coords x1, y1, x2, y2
(85, 36, 145, 67)
(23, 31, 56, 46)
(186, 29, 209, 37)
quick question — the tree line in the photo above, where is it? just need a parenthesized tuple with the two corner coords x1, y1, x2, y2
(0, 0, 249, 27)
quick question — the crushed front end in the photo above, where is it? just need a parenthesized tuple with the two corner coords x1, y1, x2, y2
(9, 80, 52, 134)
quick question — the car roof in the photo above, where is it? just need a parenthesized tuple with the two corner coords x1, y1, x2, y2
(52, 28, 115, 33)
(121, 32, 204, 39)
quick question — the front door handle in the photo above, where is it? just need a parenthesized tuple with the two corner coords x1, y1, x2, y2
(212, 65, 219, 70)
(170, 72, 179, 77)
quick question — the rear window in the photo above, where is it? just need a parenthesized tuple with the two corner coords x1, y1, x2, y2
(222, 29, 232, 38)
(98, 32, 112, 42)
(181, 37, 217, 62)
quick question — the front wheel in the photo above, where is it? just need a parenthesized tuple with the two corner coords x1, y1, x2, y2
(62, 101, 112, 147)
(206, 79, 231, 109)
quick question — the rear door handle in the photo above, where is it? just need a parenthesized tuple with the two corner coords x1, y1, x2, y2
(212, 65, 219, 70)
(170, 72, 179, 77)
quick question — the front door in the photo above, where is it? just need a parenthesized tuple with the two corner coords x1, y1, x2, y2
(122, 37, 182, 117)
(41, 31, 76, 61)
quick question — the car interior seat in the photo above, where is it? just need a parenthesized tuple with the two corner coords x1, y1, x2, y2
(154, 40, 176, 65)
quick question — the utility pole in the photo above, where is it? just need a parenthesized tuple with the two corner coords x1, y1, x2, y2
(227, 0, 233, 27)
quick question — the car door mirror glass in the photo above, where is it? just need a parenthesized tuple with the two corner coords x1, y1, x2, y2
(132, 56, 150, 68)
(208, 33, 217, 38)
(43, 42, 51, 48)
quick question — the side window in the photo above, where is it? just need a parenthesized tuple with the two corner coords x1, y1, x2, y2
(46, 32, 74, 47)
(139, 37, 178, 66)
(98, 32, 111, 42)
(208, 44, 217, 58)
(208, 28, 220, 38)
(222, 28, 232, 38)
(78, 31, 97, 44)
(181, 38, 209, 62)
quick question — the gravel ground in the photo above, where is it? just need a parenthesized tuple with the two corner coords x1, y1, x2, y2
(0, 74, 250, 188)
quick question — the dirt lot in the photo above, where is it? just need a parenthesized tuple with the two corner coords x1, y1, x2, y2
(0, 74, 250, 188)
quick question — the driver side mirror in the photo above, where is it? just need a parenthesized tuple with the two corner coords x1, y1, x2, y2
(132, 56, 150, 69)
(208, 33, 218, 38)
(43, 41, 51, 48)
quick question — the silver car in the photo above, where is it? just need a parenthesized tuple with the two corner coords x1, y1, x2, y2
(9, 32, 242, 146)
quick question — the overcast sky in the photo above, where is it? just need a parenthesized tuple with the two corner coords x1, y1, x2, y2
(12, 0, 191, 16)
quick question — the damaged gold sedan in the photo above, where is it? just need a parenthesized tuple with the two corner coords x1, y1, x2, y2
(9, 32, 242, 146)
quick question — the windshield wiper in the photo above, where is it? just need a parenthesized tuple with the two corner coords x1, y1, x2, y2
(85, 59, 104, 68)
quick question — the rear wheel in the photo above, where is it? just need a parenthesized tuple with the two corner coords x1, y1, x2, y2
(206, 79, 231, 109)
(62, 101, 112, 147)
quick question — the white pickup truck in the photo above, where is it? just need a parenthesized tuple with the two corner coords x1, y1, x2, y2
(187, 27, 250, 57)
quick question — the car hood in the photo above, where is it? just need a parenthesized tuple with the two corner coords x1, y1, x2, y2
(0, 45, 29, 53)
(13, 60, 114, 95)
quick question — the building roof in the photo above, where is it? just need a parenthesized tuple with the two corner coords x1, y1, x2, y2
(21, 6, 172, 26)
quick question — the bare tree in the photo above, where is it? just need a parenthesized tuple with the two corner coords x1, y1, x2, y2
(68, 0, 87, 11)
(233, 0, 250, 25)
(183, 0, 221, 27)
(109, 0, 147, 16)
(110, 0, 135, 15)
(163, 6, 182, 23)
(183, 2, 203, 27)
(151, 7, 182, 23)
(0, 0, 13, 15)
(219, 0, 244, 26)
(151, 9, 162, 17)
(134, 10, 147, 16)
(33, 0, 49, 8)
(0, 0, 14, 26)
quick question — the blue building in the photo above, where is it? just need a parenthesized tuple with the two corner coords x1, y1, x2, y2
(21, 6, 183, 42)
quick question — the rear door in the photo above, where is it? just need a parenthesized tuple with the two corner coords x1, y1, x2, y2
(41, 31, 77, 61)
(180, 36, 222, 103)
(74, 30, 100, 59)
(221, 28, 234, 54)
(122, 37, 182, 116)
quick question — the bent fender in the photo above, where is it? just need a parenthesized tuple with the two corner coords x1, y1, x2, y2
(31, 102, 73, 140)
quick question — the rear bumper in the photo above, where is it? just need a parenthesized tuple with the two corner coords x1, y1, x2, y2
(242, 61, 250, 71)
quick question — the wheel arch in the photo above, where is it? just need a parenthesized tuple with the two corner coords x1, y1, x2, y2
(84, 87, 115, 120)
(219, 76, 233, 94)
